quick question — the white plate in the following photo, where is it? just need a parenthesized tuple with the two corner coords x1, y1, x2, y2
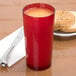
(54, 31, 76, 40)
(54, 11, 76, 40)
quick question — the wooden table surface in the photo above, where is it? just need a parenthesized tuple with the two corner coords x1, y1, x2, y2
(0, 0, 76, 76)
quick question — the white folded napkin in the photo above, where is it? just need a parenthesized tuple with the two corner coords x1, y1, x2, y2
(0, 27, 26, 67)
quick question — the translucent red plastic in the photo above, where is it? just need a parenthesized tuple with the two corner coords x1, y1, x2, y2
(23, 3, 55, 71)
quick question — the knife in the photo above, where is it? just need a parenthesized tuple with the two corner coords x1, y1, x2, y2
(0, 27, 24, 67)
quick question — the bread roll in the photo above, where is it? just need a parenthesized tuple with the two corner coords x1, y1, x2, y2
(54, 10, 76, 32)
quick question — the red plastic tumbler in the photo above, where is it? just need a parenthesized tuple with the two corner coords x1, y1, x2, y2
(23, 3, 55, 71)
